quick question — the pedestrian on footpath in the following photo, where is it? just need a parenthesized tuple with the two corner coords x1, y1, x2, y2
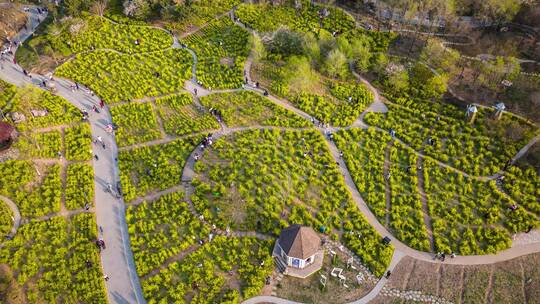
(99, 100, 104, 108)
(103, 274, 109, 281)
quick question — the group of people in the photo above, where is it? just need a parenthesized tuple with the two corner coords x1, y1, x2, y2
(208, 107, 222, 123)
(95, 239, 106, 251)
(434, 251, 456, 261)
(194, 134, 214, 161)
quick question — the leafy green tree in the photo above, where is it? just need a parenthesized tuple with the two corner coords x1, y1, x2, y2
(323, 48, 348, 79)
(385, 68, 409, 94)
(64, 0, 93, 16)
(420, 38, 460, 75)
(265, 28, 305, 58)
(285, 56, 321, 94)
(303, 32, 321, 63)
(476, 0, 522, 25)
(351, 40, 371, 72)
(250, 33, 266, 62)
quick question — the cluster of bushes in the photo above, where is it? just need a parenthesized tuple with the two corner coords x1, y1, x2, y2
(24, 14, 172, 61)
(56, 48, 193, 103)
(387, 143, 430, 251)
(64, 123, 93, 160)
(141, 236, 274, 303)
(364, 103, 536, 176)
(118, 135, 203, 202)
(127, 191, 210, 277)
(14, 130, 62, 159)
(0, 214, 107, 303)
(502, 166, 540, 217)
(334, 128, 429, 252)
(0, 79, 16, 112)
(333, 128, 388, 221)
(111, 102, 162, 147)
(424, 158, 537, 255)
(247, 16, 395, 127)
(165, 0, 241, 34)
(181, 17, 250, 89)
(190, 129, 392, 276)
(6, 87, 81, 131)
(65, 164, 95, 210)
(14, 122, 92, 160)
(235, 2, 354, 34)
(290, 82, 373, 126)
(199, 90, 310, 127)
(0, 199, 13, 238)
(155, 93, 219, 136)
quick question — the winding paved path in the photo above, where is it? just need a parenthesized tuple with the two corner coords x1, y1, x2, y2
(0, 7, 145, 304)
(0, 195, 21, 238)
(3, 6, 540, 304)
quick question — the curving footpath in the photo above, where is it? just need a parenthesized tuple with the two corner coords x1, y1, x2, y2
(3, 6, 540, 304)
(0, 7, 145, 304)
(0, 195, 21, 238)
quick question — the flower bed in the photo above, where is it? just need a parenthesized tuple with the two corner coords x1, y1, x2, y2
(64, 123, 93, 161)
(141, 236, 274, 303)
(181, 17, 250, 89)
(364, 102, 537, 176)
(127, 191, 210, 277)
(14, 130, 62, 159)
(155, 93, 219, 136)
(65, 163, 94, 210)
(0, 199, 13, 238)
(291, 82, 373, 126)
(118, 135, 203, 202)
(58, 15, 173, 54)
(7, 87, 81, 131)
(0, 214, 107, 303)
(0, 79, 16, 112)
(235, 3, 354, 34)
(191, 129, 392, 276)
(111, 102, 162, 147)
(9, 163, 62, 218)
(423, 158, 537, 255)
(502, 166, 540, 217)
(333, 128, 388, 221)
(388, 142, 430, 251)
(56, 48, 192, 103)
(199, 90, 310, 127)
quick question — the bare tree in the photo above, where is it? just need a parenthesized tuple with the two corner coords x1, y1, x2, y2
(91, 0, 109, 16)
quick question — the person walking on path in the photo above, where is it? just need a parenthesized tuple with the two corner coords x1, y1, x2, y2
(99, 100, 105, 108)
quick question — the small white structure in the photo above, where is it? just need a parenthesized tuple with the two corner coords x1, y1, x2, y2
(273, 225, 324, 278)
(494, 102, 506, 120)
(466, 104, 478, 124)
